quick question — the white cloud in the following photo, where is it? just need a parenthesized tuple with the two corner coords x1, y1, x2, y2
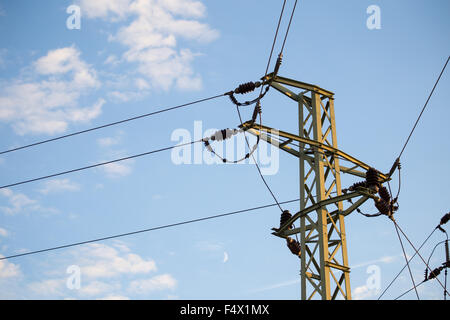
(97, 137, 120, 147)
(351, 254, 400, 269)
(157, 0, 206, 18)
(97, 131, 124, 147)
(0, 256, 21, 279)
(0, 188, 38, 215)
(352, 284, 380, 300)
(135, 78, 150, 90)
(39, 179, 80, 195)
(77, 0, 132, 21)
(102, 160, 133, 177)
(0, 242, 175, 299)
(99, 294, 130, 300)
(128, 273, 177, 294)
(0, 227, 8, 237)
(108, 90, 145, 102)
(196, 240, 223, 252)
(104, 54, 121, 66)
(79, 0, 218, 91)
(34, 47, 94, 81)
(0, 46, 103, 135)
(0, 188, 58, 215)
(248, 279, 300, 294)
(79, 280, 118, 296)
(78, 243, 157, 279)
(67, 98, 104, 122)
(27, 278, 66, 296)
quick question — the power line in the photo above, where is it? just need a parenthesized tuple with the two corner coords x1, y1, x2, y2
(426, 240, 447, 271)
(0, 93, 225, 156)
(394, 280, 426, 300)
(234, 0, 300, 213)
(261, 0, 287, 81)
(398, 55, 449, 159)
(0, 198, 300, 261)
(236, 106, 283, 212)
(394, 221, 450, 296)
(383, 56, 449, 298)
(393, 221, 420, 299)
(0, 140, 201, 190)
(378, 227, 437, 299)
(280, 0, 298, 54)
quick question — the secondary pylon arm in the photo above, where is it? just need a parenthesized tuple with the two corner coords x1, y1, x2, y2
(240, 121, 390, 182)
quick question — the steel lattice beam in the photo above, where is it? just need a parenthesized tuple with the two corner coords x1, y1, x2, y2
(242, 75, 384, 300)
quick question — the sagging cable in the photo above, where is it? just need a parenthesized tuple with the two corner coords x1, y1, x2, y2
(203, 127, 260, 164)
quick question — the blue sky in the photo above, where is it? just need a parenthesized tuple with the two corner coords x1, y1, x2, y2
(0, 0, 449, 300)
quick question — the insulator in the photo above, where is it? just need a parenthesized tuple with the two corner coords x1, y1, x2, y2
(378, 186, 391, 203)
(273, 54, 283, 76)
(251, 102, 262, 123)
(388, 158, 400, 177)
(440, 212, 450, 226)
(366, 167, 380, 192)
(204, 141, 213, 152)
(375, 198, 391, 217)
(235, 82, 256, 94)
(228, 93, 239, 105)
(280, 210, 292, 229)
(286, 238, 301, 257)
(424, 269, 428, 281)
(210, 128, 237, 142)
(348, 181, 367, 191)
(428, 267, 443, 280)
(446, 240, 449, 264)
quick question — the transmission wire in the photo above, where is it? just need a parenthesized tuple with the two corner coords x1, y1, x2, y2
(0, 140, 201, 190)
(378, 227, 437, 299)
(393, 221, 420, 299)
(0, 93, 225, 155)
(398, 55, 449, 159)
(394, 221, 450, 296)
(0, 198, 300, 261)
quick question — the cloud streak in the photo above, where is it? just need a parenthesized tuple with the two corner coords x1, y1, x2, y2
(351, 254, 400, 269)
(39, 179, 80, 195)
(78, 0, 218, 91)
(0, 188, 58, 216)
(0, 46, 103, 135)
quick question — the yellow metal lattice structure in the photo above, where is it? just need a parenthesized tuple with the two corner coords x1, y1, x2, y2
(241, 74, 389, 300)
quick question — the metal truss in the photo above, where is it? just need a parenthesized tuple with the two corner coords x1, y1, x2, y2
(241, 74, 389, 300)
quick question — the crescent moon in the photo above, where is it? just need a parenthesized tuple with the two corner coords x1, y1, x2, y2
(223, 251, 229, 263)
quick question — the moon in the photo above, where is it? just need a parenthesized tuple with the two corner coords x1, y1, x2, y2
(223, 251, 229, 263)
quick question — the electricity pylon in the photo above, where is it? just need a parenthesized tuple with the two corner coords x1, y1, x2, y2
(241, 74, 389, 300)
